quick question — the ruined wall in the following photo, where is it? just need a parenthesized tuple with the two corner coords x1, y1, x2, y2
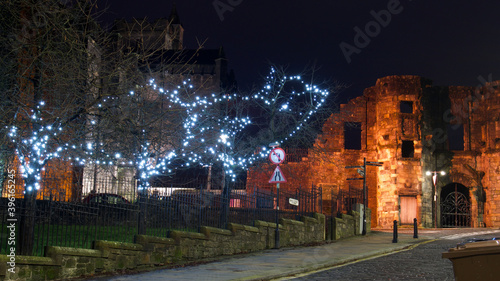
(477, 81, 500, 227)
(311, 95, 378, 225)
(247, 75, 500, 229)
(370, 76, 426, 227)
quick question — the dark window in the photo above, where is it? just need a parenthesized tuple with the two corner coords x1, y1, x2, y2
(400, 101, 413, 114)
(448, 123, 464, 151)
(344, 122, 362, 150)
(402, 140, 414, 158)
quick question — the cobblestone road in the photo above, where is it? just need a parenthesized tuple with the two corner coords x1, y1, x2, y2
(290, 233, 497, 281)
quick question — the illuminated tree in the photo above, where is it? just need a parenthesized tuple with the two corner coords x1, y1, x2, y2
(1, 0, 190, 253)
(0, 0, 181, 197)
(1, 0, 100, 197)
(137, 66, 333, 191)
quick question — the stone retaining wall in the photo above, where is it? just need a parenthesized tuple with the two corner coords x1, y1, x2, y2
(328, 209, 372, 240)
(0, 213, 326, 281)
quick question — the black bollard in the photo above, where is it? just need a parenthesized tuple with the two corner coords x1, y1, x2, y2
(413, 218, 418, 239)
(392, 220, 398, 243)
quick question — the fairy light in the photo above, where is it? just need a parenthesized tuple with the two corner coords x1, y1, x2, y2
(8, 109, 69, 193)
(8, 68, 329, 194)
(131, 67, 330, 181)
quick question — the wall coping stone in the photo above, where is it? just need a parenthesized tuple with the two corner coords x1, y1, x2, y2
(228, 223, 260, 233)
(135, 235, 176, 245)
(281, 218, 304, 226)
(0, 255, 57, 266)
(341, 213, 355, 221)
(200, 226, 233, 237)
(313, 213, 326, 222)
(169, 230, 208, 242)
(253, 220, 283, 229)
(94, 240, 143, 251)
(334, 216, 345, 223)
(253, 220, 270, 227)
(301, 216, 319, 224)
(46, 246, 102, 258)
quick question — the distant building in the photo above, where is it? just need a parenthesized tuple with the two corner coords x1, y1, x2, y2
(82, 5, 235, 199)
(248, 75, 500, 228)
(112, 5, 235, 94)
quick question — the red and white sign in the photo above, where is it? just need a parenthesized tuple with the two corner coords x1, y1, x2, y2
(269, 166, 287, 183)
(269, 148, 285, 164)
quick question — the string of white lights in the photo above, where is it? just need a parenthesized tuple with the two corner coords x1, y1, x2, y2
(8, 68, 329, 192)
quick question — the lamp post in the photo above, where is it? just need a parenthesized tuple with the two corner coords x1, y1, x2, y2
(426, 170, 446, 228)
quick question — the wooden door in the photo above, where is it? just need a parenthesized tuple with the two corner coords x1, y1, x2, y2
(400, 196, 417, 224)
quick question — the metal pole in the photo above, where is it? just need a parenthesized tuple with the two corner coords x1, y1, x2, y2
(362, 158, 367, 235)
(433, 180, 437, 229)
(413, 218, 418, 239)
(392, 220, 398, 243)
(275, 183, 280, 249)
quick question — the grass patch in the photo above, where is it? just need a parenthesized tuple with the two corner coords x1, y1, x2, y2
(0, 223, 197, 256)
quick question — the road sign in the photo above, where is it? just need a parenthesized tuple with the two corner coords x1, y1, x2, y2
(357, 168, 365, 176)
(288, 198, 299, 206)
(345, 165, 363, 169)
(269, 148, 286, 164)
(269, 166, 287, 183)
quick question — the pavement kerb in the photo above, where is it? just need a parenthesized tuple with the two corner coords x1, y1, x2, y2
(233, 233, 436, 281)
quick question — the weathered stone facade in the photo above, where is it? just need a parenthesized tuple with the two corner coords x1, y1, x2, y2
(248, 75, 500, 229)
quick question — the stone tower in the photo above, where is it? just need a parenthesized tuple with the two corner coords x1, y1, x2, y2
(166, 3, 184, 50)
(113, 4, 184, 51)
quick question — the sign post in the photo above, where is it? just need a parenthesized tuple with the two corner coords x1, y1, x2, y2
(346, 158, 382, 235)
(269, 146, 286, 248)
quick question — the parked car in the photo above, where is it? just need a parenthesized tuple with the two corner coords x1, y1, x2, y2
(82, 193, 130, 204)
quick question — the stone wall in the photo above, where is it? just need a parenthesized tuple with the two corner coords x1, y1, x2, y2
(247, 75, 500, 229)
(327, 208, 372, 240)
(0, 213, 325, 281)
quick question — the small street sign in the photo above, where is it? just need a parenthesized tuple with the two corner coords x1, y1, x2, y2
(269, 166, 287, 183)
(345, 158, 383, 236)
(269, 148, 286, 164)
(288, 198, 299, 206)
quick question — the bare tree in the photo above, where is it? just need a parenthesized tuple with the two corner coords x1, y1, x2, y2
(0, 0, 193, 197)
(0, 0, 203, 253)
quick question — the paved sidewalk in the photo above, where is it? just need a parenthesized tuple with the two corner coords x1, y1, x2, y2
(86, 231, 431, 281)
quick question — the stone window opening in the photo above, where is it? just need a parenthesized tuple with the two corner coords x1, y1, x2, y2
(447, 122, 464, 151)
(401, 140, 414, 158)
(344, 122, 362, 150)
(400, 101, 413, 114)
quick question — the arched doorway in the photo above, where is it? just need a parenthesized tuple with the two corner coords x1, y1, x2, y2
(440, 183, 471, 227)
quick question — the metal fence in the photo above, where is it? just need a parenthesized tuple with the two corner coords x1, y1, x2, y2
(0, 185, 322, 257)
(323, 185, 364, 239)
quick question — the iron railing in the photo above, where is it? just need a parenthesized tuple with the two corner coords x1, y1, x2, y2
(0, 185, 322, 257)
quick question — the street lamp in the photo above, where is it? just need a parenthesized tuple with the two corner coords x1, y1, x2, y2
(426, 170, 446, 228)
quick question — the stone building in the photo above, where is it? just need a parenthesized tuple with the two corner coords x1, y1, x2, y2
(248, 75, 500, 228)
(82, 6, 235, 200)
(112, 5, 234, 95)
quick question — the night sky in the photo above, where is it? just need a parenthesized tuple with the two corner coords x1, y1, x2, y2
(98, 0, 500, 103)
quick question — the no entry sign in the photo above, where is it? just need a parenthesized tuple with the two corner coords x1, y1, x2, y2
(269, 148, 285, 164)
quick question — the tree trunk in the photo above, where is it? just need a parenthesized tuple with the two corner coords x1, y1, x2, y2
(19, 185, 37, 256)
